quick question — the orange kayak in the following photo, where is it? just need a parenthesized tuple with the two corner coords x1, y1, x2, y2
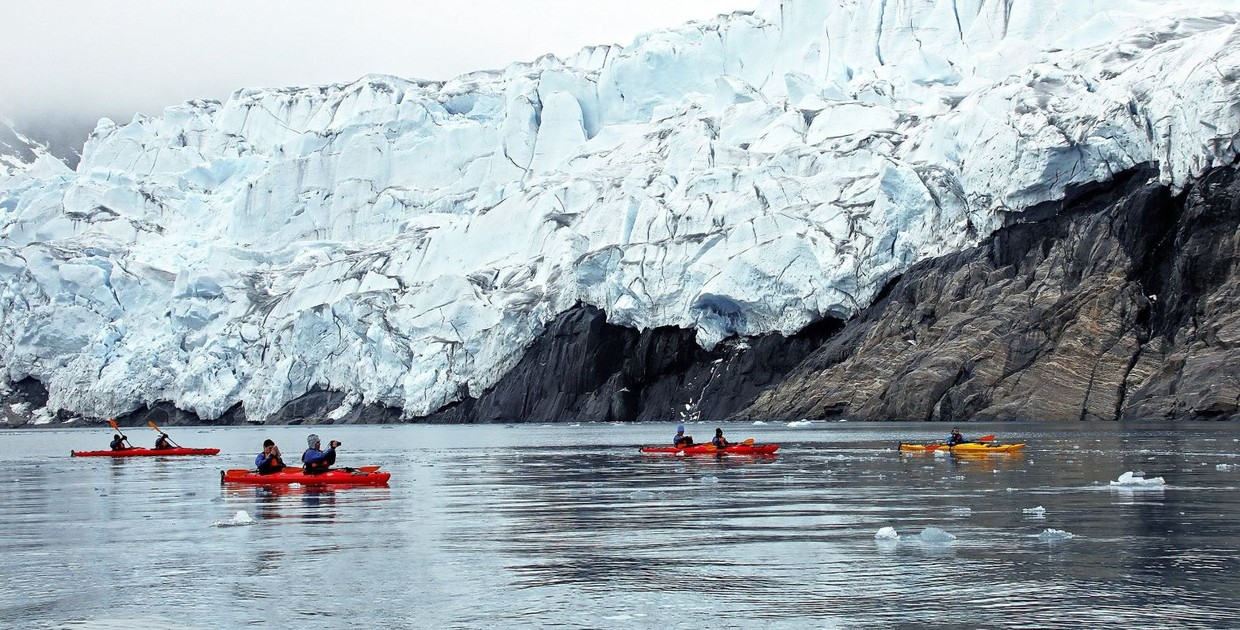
(899, 442, 1024, 453)
(220, 468, 391, 486)
(639, 443, 779, 455)
(72, 447, 220, 457)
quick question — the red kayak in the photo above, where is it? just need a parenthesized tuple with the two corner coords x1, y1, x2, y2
(220, 467, 391, 486)
(640, 443, 779, 455)
(72, 447, 220, 457)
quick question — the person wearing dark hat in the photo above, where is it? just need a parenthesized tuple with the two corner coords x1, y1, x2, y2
(301, 434, 340, 474)
(711, 427, 729, 449)
(673, 424, 694, 447)
(153, 433, 173, 450)
(110, 433, 130, 451)
(946, 427, 965, 446)
(255, 439, 285, 474)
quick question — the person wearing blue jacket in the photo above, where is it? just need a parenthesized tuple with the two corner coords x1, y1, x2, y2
(255, 439, 285, 474)
(301, 434, 339, 474)
(947, 428, 965, 446)
(674, 424, 694, 446)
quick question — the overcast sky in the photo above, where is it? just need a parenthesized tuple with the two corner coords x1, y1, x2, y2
(3, 0, 758, 130)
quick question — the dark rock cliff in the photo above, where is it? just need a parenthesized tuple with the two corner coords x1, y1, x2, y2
(741, 165, 1240, 421)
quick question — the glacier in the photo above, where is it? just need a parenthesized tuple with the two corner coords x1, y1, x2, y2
(1, 0, 1238, 423)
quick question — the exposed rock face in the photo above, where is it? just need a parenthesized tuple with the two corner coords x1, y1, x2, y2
(741, 165, 1240, 421)
(420, 304, 841, 424)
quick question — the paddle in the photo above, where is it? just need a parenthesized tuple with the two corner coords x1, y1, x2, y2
(147, 420, 182, 448)
(977, 434, 995, 442)
(107, 418, 133, 448)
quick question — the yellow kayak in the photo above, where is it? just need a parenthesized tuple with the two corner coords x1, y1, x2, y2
(899, 442, 1025, 453)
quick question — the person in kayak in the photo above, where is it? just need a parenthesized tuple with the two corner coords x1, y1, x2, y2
(711, 427, 729, 449)
(110, 433, 130, 451)
(255, 439, 285, 474)
(674, 424, 694, 446)
(302, 434, 340, 474)
(154, 433, 173, 450)
(947, 428, 965, 446)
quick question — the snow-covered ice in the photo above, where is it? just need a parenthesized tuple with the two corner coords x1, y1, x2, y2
(874, 526, 899, 540)
(1110, 471, 1166, 487)
(2, 0, 1239, 421)
(212, 510, 255, 528)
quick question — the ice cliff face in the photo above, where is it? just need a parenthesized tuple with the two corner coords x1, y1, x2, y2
(1, 0, 1238, 422)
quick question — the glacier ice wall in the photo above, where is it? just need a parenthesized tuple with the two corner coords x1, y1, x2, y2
(1, 0, 1238, 421)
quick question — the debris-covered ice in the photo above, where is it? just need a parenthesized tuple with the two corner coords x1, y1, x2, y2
(1023, 506, 1047, 516)
(212, 510, 255, 528)
(1110, 471, 1166, 487)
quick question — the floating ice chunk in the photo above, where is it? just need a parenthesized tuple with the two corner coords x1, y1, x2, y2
(213, 510, 255, 528)
(700, 476, 719, 484)
(787, 420, 813, 427)
(949, 507, 972, 516)
(1038, 529, 1076, 542)
(1110, 471, 1166, 487)
(1023, 506, 1047, 516)
(917, 527, 956, 543)
(629, 490, 657, 500)
(874, 526, 899, 540)
(1217, 464, 1234, 471)
(752, 420, 767, 425)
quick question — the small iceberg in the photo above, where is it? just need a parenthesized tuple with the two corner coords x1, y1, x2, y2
(213, 510, 255, 528)
(1110, 471, 1166, 487)
(1038, 528, 1076, 542)
(1023, 506, 1047, 516)
(629, 490, 657, 500)
(874, 526, 899, 540)
(787, 420, 813, 427)
(1217, 463, 1234, 471)
(700, 475, 719, 485)
(917, 527, 956, 543)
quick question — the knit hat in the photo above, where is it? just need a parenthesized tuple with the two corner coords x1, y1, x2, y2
(677, 424, 685, 433)
(307, 434, 320, 447)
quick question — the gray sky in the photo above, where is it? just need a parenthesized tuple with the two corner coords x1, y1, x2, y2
(3, 0, 758, 129)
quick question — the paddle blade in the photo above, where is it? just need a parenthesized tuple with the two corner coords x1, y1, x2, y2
(743, 438, 755, 445)
(924, 444, 941, 452)
(108, 418, 120, 432)
(148, 421, 162, 432)
(978, 434, 995, 442)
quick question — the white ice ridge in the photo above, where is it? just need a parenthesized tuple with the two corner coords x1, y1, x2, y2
(2, 0, 1239, 421)
(212, 510, 255, 527)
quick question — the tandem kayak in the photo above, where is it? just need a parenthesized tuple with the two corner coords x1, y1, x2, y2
(220, 467, 391, 486)
(640, 443, 779, 455)
(72, 447, 220, 457)
(899, 442, 1024, 453)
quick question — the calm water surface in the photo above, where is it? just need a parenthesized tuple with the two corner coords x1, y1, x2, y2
(1, 421, 1238, 629)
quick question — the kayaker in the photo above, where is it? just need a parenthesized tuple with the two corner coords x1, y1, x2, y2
(154, 433, 173, 450)
(947, 428, 965, 446)
(674, 424, 694, 446)
(302, 434, 340, 474)
(110, 433, 129, 451)
(255, 439, 286, 474)
(711, 427, 729, 449)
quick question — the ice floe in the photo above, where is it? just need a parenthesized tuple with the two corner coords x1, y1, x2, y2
(1110, 471, 1166, 487)
(212, 510, 255, 528)
(1037, 529, 1076, 542)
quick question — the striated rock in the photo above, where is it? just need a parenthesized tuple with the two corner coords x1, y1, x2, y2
(741, 165, 1240, 421)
